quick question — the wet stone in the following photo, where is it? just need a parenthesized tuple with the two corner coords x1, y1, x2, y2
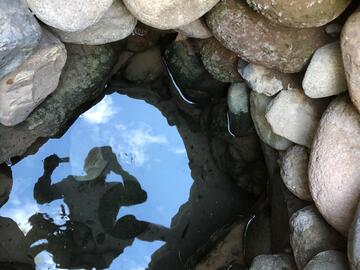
(280, 145, 312, 202)
(290, 205, 346, 269)
(304, 250, 349, 270)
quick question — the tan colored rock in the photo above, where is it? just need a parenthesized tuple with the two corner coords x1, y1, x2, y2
(309, 96, 360, 236)
(0, 29, 67, 126)
(246, 0, 351, 28)
(280, 145, 312, 201)
(176, 19, 212, 39)
(124, 46, 164, 83)
(303, 42, 347, 98)
(50, 0, 137, 45)
(206, 0, 330, 73)
(195, 220, 245, 270)
(123, 0, 220, 30)
(27, 0, 114, 32)
(240, 63, 299, 96)
(197, 38, 243, 83)
(341, 9, 360, 114)
(265, 88, 328, 147)
(250, 91, 292, 150)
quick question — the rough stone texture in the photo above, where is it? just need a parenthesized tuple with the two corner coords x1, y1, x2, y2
(26, 0, 114, 32)
(51, 0, 137, 45)
(195, 220, 245, 270)
(290, 205, 345, 269)
(206, 0, 330, 73)
(124, 46, 164, 83)
(246, 0, 351, 28)
(303, 42, 347, 98)
(0, 164, 12, 208)
(249, 254, 296, 270)
(0, 0, 42, 80)
(227, 83, 254, 137)
(304, 250, 349, 270)
(0, 29, 67, 127)
(0, 44, 117, 164)
(197, 38, 243, 83)
(244, 213, 271, 266)
(341, 8, 360, 114)
(0, 217, 34, 266)
(240, 63, 300, 96)
(309, 96, 360, 236)
(265, 88, 328, 148)
(176, 19, 212, 39)
(280, 145, 312, 201)
(123, 0, 220, 30)
(250, 91, 292, 151)
(349, 201, 360, 270)
(126, 24, 161, 53)
(164, 38, 227, 104)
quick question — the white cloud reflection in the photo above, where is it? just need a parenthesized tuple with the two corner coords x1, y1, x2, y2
(81, 96, 117, 124)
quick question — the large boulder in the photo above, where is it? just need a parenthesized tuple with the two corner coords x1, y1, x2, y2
(349, 201, 360, 270)
(309, 96, 360, 236)
(246, 0, 351, 28)
(341, 8, 360, 114)
(240, 63, 299, 96)
(265, 88, 328, 147)
(303, 42, 347, 98)
(290, 205, 346, 269)
(0, 44, 118, 164)
(304, 250, 349, 270)
(206, 0, 330, 73)
(197, 38, 243, 83)
(50, 0, 137, 45)
(280, 145, 312, 201)
(123, 0, 220, 29)
(26, 0, 113, 32)
(249, 91, 292, 151)
(0, 0, 42, 80)
(0, 29, 67, 126)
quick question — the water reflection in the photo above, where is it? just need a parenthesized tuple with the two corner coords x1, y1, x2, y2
(26, 146, 168, 269)
(0, 94, 192, 270)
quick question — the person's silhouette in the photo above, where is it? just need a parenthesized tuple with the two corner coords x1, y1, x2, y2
(28, 146, 169, 269)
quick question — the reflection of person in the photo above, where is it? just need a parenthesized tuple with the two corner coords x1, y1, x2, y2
(28, 146, 169, 269)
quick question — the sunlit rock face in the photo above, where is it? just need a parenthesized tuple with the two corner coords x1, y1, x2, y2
(1, 1, 360, 270)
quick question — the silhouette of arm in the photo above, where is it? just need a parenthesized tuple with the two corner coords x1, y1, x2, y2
(34, 155, 68, 204)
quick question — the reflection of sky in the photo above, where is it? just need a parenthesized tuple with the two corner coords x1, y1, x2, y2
(0, 94, 192, 270)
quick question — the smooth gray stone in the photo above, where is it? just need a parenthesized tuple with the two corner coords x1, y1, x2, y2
(0, 0, 42, 80)
(304, 250, 349, 270)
